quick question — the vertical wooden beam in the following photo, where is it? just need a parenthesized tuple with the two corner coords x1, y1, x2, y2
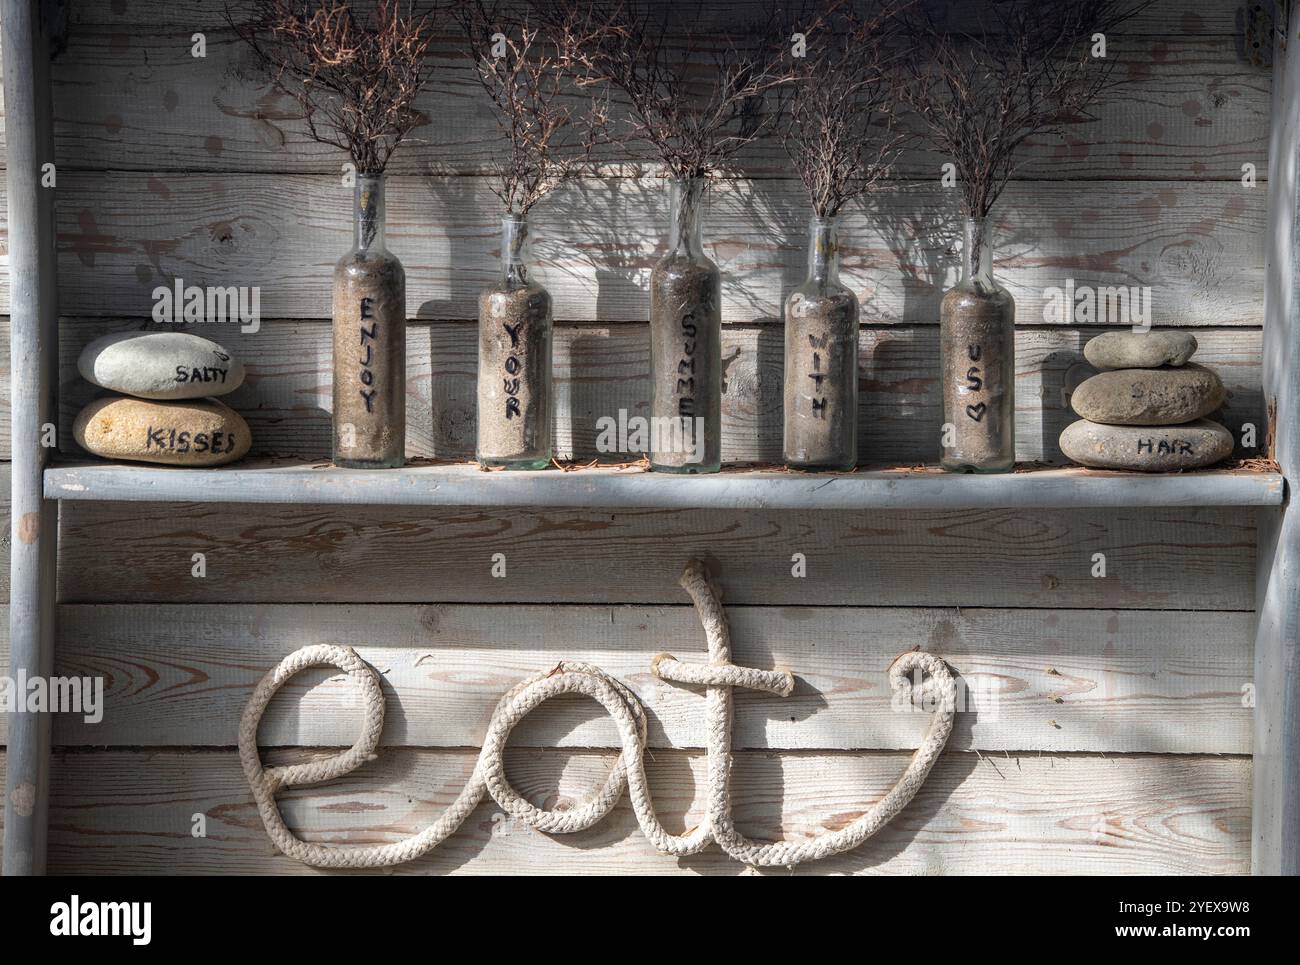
(1256, 1, 1300, 876)
(2, 0, 59, 876)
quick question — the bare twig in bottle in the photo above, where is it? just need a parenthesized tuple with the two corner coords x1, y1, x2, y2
(531, 0, 801, 180)
(901, 0, 1153, 236)
(776, 0, 912, 218)
(457, 1, 611, 215)
(228, 0, 441, 175)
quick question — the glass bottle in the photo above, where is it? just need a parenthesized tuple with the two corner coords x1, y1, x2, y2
(477, 214, 553, 469)
(783, 216, 859, 470)
(332, 174, 406, 468)
(940, 215, 1015, 473)
(649, 176, 721, 473)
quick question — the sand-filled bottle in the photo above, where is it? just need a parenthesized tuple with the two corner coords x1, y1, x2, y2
(784, 216, 859, 470)
(940, 215, 1015, 473)
(476, 214, 553, 469)
(332, 174, 406, 468)
(649, 176, 721, 472)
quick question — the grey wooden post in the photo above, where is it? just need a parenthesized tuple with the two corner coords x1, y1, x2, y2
(1255, 10, 1300, 876)
(2, 0, 60, 876)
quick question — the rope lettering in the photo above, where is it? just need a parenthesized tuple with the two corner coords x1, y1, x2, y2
(240, 560, 957, 868)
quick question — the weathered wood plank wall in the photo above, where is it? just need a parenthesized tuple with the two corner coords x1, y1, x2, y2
(34, 752, 1252, 875)
(0, 604, 1257, 753)
(53, 321, 1272, 464)
(0, 176, 1271, 323)
(0, 0, 1268, 873)
(52, 501, 1258, 608)
(3, 3, 1268, 179)
(0, 320, 1275, 462)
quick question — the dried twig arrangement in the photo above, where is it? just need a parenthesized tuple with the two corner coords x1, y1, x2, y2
(902, 0, 1151, 229)
(457, 1, 609, 215)
(535, 0, 798, 180)
(230, 0, 440, 174)
(778, 0, 910, 218)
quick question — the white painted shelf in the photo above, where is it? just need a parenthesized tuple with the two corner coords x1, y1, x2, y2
(43, 460, 1286, 510)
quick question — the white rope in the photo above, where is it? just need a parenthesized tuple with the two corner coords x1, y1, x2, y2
(240, 560, 956, 869)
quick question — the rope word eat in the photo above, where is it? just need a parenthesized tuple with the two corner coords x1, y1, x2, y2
(240, 560, 957, 868)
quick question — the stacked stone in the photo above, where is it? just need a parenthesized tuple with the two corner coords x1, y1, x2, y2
(1059, 331, 1233, 471)
(73, 331, 252, 466)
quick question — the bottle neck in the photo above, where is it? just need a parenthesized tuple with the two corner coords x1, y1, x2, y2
(961, 216, 995, 288)
(353, 175, 386, 253)
(667, 177, 706, 259)
(500, 215, 530, 288)
(806, 216, 841, 287)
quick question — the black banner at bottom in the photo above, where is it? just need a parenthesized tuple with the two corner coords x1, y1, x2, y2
(0, 874, 1282, 950)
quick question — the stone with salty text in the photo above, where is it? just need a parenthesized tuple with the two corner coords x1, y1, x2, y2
(78, 331, 245, 400)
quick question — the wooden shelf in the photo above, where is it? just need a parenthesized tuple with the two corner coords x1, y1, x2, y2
(43, 459, 1286, 510)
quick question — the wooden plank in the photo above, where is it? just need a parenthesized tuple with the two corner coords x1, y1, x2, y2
(47, 320, 1267, 466)
(3, 2, 1265, 179)
(0, 316, 1269, 464)
(0, 463, 1263, 610)
(0, 0, 1257, 183)
(34, 749, 1250, 875)
(1253, 10, 1300, 876)
(53, 500, 1257, 609)
(63, 0, 1250, 35)
(43, 461, 1285, 511)
(0, 603, 1250, 754)
(35, 25, 1267, 181)
(8, 175, 1264, 324)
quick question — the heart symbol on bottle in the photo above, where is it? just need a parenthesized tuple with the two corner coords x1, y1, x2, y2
(966, 403, 987, 422)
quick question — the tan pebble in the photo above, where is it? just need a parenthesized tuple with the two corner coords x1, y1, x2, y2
(73, 396, 250, 466)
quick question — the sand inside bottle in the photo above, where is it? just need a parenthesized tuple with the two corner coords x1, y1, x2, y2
(784, 290, 858, 469)
(649, 256, 722, 472)
(477, 284, 552, 468)
(940, 286, 1015, 472)
(332, 253, 405, 468)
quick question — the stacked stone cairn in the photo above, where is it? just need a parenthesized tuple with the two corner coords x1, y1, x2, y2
(1059, 331, 1233, 471)
(73, 331, 251, 466)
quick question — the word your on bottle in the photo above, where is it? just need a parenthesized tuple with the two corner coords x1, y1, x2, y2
(500, 319, 524, 421)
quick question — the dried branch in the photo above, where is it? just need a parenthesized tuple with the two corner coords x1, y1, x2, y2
(229, 0, 440, 174)
(457, 1, 609, 215)
(902, 0, 1153, 225)
(777, 0, 911, 218)
(534, 0, 799, 181)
